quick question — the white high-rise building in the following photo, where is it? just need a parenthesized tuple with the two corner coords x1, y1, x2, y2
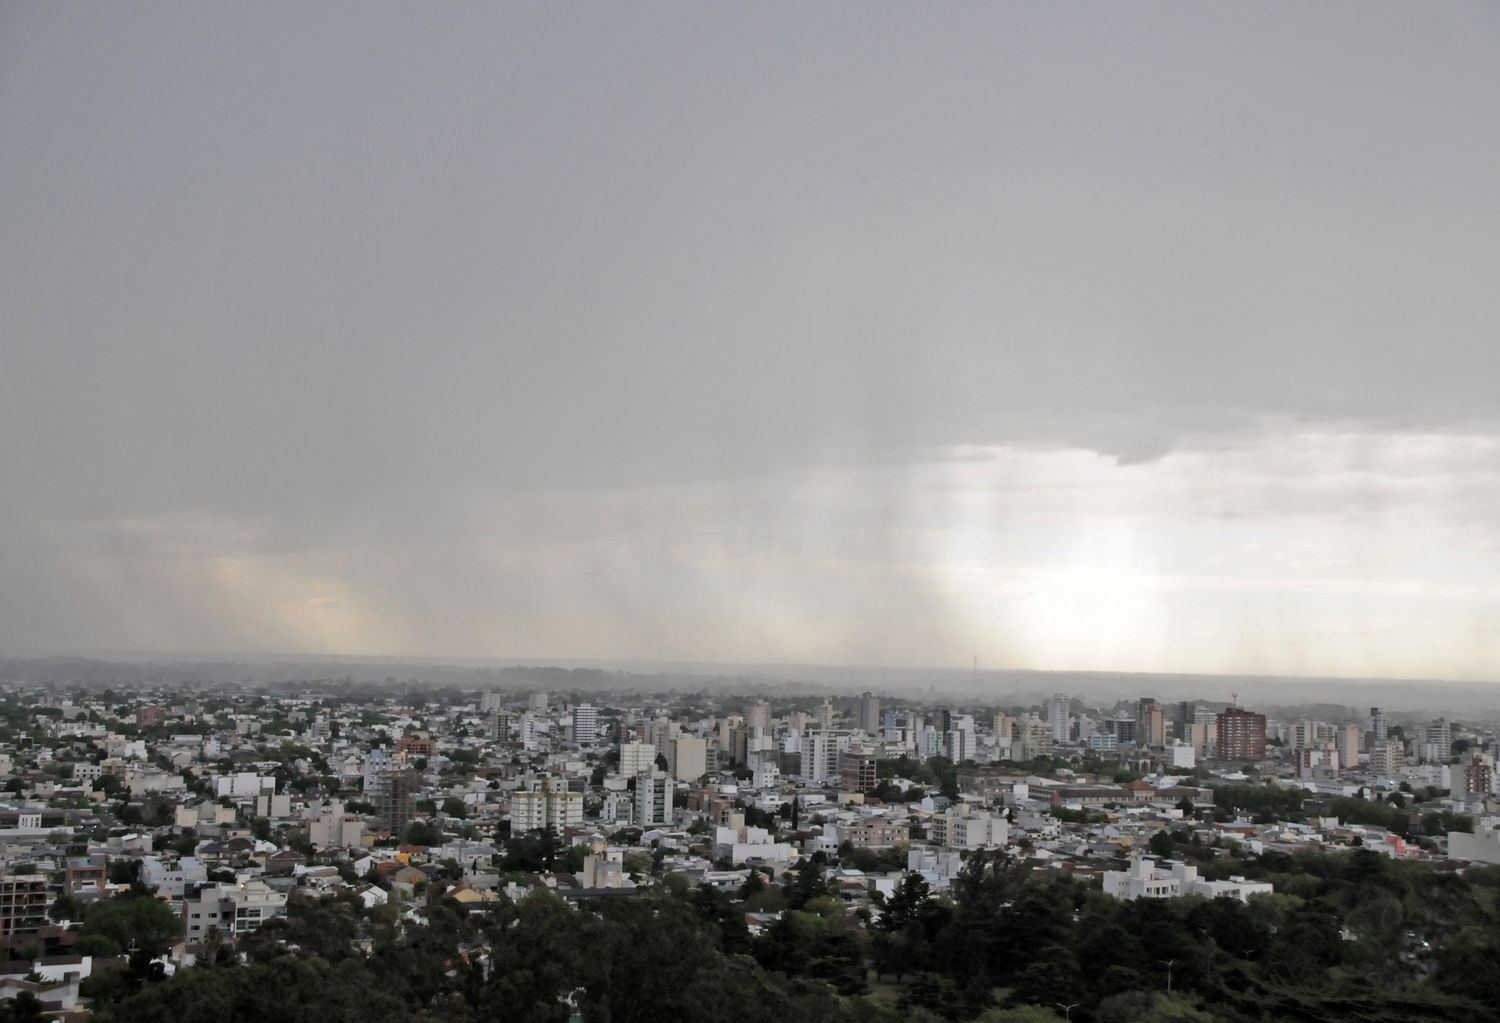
(647, 717, 678, 761)
(635, 769, 674, 826)
(1423, 720, 1452, 764)
(816, 698, 835, 731)
(746, 700, 772, 735)
(802, 730, 853, 784)
(947, 728, 975, 763)
(510, 777, 583, 836)
(1050, 694, 1070, 743)
(619, 740, 657, 777)
(572, 704, 598, 745)
(857, 692, 881, 735)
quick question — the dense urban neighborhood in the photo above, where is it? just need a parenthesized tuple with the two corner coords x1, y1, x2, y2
(0, 669, 1496, 1020)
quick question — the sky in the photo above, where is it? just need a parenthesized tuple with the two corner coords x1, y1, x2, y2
(2, 3, 1499, 680)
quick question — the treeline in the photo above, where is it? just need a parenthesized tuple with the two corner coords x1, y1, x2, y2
(1210, 783, 1472, 840)
(85, 847, 1500, 1023)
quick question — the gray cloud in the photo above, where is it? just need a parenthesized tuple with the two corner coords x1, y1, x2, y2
(2, 3, 1498, 673)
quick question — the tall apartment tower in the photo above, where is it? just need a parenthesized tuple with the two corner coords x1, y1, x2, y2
(572, 704, 598, 745)
(1049, 694, 1070, 743)
(816, 698, 835, 731)
(635, 769, 675, 826)
(1216, 708, 1267, 761)
(1176, 702, 1197, 740)
(857, 692, 881, 735)
(1370, 707, 1388, 742)
(746, 700, 772, 735)
(510, 776, 583, 836)
(670, 734, 707, 782)
(1337, 723, 1362, 772)
(1423, 720, 1452, 763)
(619, 740, 657, 777)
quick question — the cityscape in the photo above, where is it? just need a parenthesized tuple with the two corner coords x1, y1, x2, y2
(0, 662, 1493, 1020)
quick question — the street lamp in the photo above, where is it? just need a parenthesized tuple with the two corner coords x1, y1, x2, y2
(1055, 1003, 1079, 1021)
(1159, 958, 1177, 994)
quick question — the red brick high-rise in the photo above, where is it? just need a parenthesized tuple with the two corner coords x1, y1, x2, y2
(1216, 707, 1267, 761)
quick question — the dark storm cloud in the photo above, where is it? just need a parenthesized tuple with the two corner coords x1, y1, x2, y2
(1, 3, 1498, 670)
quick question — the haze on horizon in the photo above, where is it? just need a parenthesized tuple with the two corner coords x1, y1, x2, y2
(3, 3, 1499, 682)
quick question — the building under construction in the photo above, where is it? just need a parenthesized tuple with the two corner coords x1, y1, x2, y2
(375, 768, 417, 836)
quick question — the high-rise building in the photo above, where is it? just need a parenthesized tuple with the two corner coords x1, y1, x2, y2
(0, 875, 48, 943)
(1457, 750, 1495, 798)
(1138, 700, 1166, 748)
(1369, 738, 1406, 777)
(619, 740, 657, 777)
(647, 717, 678, 761)
(1422, 720, 1452, 764)
(488, 711, 511, 742)
(1370, 707, 1388, 742)
(839, 749, 878, 792)
(1216, 708, 1267, 761)
(480, 691, 505, 713)
(670, 734, 707, 782)
(1049, 694, 1070, 743)
(802, 730, 853, 784)
(572, 704, 598, 745)
(746, 700, 772, 735)
(947, 727, 975, 763)
(635, 769, 674, 826)
(1176, 702, 1196, 740)
(1020, 718, 1054, 760)
(1337, 724, 1362, 772)
(857, 692, 881, 735)
(510, 776, 583, 836)
(816, 698, 835, 731)
(376, 769, 418, 836)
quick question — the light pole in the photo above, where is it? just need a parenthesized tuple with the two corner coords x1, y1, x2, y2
(1056, 1003, 1079, 1021)
(1159, 958, 1177, 994)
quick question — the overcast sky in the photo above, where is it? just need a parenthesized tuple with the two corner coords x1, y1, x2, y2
(3, 3, 1498, 679)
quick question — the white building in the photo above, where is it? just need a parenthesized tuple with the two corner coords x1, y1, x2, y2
(802, 731, 853, 785)
(929, 806, 1009, 851)
(510, 777, 583, 836)
(1103, 857, 1273, 903)
(634, 769, 675, 827)
(182, 881, 288, 945)
(618, 741, 657, 777)
(571, 705, 598, 745)
(140, 856, 207, 897)
(1050, 694, 1070, 743)
(1450, 817, 1500, 864)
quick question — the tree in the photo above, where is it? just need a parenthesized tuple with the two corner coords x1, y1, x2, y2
(403, 820, 443, 847)
(81, 894, 181, 957)
(440, 796, 468, 820)
(1148, 829, 1176, 859)
(784, 859, 832, 910)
